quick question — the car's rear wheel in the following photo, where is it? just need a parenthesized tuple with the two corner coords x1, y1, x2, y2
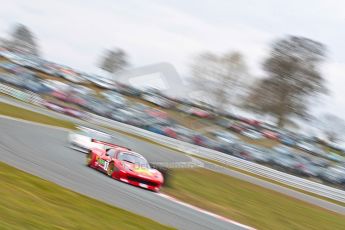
(86, 152, 94, 166)
(107, 162, 115, 177)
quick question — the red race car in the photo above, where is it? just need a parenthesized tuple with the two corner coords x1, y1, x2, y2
(86, 140, 164, 192)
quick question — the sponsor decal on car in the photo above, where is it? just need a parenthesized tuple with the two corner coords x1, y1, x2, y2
(97, 158, 109, 170)
(134, 167, 153, 176)
(97, 158, 105, 165)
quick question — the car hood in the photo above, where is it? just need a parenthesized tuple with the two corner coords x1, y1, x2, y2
(123, 162, 158, 178)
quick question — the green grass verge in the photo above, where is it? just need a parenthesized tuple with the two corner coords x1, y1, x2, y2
(162, 168, 345, 230)
(0, 102, 75, 129)
(193, 155, 345, 207)
(0, 162, 173, 230)
(237, 134, 279, 148)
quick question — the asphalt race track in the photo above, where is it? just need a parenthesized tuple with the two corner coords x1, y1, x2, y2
(0, 117, 247, 230)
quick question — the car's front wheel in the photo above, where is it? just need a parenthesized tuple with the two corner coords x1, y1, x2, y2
(107, 162, 116, 178)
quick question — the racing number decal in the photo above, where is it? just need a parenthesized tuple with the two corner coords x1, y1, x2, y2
(103, 161, 109, 170)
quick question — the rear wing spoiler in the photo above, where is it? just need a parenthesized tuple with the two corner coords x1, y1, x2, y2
(77, 126, 111, 137)
(91, 139, 131, 151)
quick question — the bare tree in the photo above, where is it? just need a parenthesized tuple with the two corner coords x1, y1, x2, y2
(190, 51, 248, 113)
(6, 24, 40, 56)
(245, 36, 327, 127)
(318, 114, 345, 143)
(99, 48, 128, 74)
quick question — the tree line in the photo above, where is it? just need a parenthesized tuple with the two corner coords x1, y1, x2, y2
(191, 36, 329, 129)
(1, 24, 128, 74)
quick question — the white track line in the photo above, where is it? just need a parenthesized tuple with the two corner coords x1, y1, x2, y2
(158, 193, 256, 230)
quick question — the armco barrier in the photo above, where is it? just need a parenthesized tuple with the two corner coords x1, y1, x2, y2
(89, 114, 345, 203)
(0, 83, 44, 105)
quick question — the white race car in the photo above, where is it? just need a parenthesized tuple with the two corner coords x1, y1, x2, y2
(69, 126, 112, 153)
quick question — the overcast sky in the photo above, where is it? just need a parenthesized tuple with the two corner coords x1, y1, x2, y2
(0, 0, 344, 119)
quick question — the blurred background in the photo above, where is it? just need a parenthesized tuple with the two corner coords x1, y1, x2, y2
(0, 0, 345, 190)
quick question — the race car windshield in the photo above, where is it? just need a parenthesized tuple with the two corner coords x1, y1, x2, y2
(119, 153, 150, 168)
